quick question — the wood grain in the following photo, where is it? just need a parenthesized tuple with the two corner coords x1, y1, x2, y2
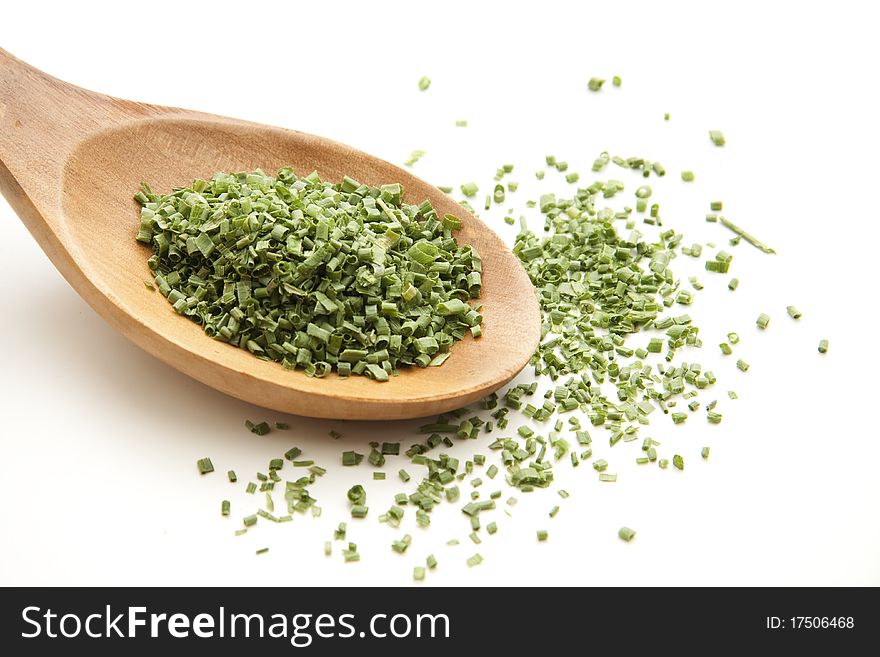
(0, 49, 540, 420)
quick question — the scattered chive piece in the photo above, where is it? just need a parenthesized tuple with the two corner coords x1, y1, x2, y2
(673, 455, 684, 471)
(243, 514, 257, 527)
(466, 553, 483, 567)
(728, 332, 740, 344)
(418, 76, 431, 91)
(549, 505, 560, 518)
(413, 566, 426, 581)
(728, 278, 739, 291)
(587, 77, 605, 91)
(612, 75, 622, 87)
(246, 421, 271, 436)
(720, 343, 732, 355)
(710, 201, 723, 211)
(659, 459, 669, 469)
(427, 554, 438, 569)
(736, 359, 750, 372)
(709, 130, 726, 146)
(274, 422, 290, 430)
(221, 500, 230, 516)
(373, 472, 385, 481)
(565, 172, 580, 184)
(718, 217, 776, 254)
(701, 447, 711, 460)
(404, 149, 426, 167)
(818, 339, 829, 354)
(438, 185, 453, 193)
(599, 473, 618, 482)
(787, 306, 802, 320)
(255, 547, 269, 555)
(143, 280, 155, 291)
(618, 526, 636, 542)
(245, 482, 256, 494)
(664, 112, 670, 121)
(537, 529, 548, 541)
(399, 469, 411, 483)
(227, 470, 237, 483)
(681, 171, 695, 182)
(197, 458, 214, 475)
(460, 181, 479, 197)
(728, 390, 738, 399)
(756, 313, 771, 330)
(342, 451, 364, 466)
(455, 120, 467, 127)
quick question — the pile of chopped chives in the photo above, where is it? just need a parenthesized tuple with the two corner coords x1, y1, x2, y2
(135, 169, 483, 381)
(188, 70, 831, 579)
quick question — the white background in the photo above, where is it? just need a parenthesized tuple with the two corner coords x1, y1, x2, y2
(1, 0, 878, 587)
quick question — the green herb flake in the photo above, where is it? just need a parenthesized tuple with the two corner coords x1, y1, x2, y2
(418, 76, 431, 91)
(709, 130, 726, 146)
(197, 458, 214, 475)
(618, 526, 637, 542)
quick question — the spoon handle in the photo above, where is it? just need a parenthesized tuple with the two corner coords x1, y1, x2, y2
(0, 49, 149, 227)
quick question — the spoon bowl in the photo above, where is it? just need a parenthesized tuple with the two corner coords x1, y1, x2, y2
(0, 50, 540, 420)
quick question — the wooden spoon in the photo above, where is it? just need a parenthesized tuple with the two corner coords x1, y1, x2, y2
(0, 50, 540, 420)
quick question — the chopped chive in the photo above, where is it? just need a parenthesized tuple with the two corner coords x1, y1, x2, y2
(373, 472, 385, 480)
(460, 181, 479, 197)
(818, 339, 829, 354)
(221, 500, 230, 516)
(466, 553, 483, 567)
(196, 458, 214, 475)
(404, 149, 426, 167)
(243, 514, 257, 527)
(786, 306, 802, 320)
(673, 455, 684, 471)
(728, 278, 739, 291)
(728, 332, 740, 344)
(587, 77, 605, 91)
(227, 470, 237, 483)
(736, 359, 750, 372)
(455, 119, 467, 127)
(537, 529, 548, 541)
(709, 130, 726, 146)
(413, 566, 426, 581)
(246, 420, 271, 436)
(701, 447, 711, 460)
(710, 201, 723, 211)
(719, 217, 776, 254)
(342, 451, 364, 466)
(756, 313, 770, 330)
(418, 76, 431, 91)
(255, 547, 269, 555)
(681, 171, 695, 182)
(612, 75, 622, 87)
(598, 473, 618, 482)
(618, 526, 637, 542)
